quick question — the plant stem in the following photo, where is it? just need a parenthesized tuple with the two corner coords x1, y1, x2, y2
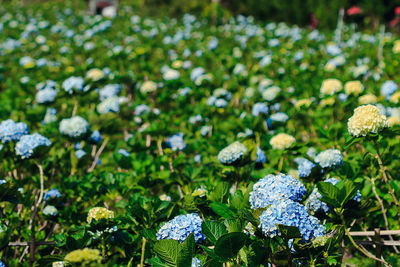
(140, 237, 146, 267)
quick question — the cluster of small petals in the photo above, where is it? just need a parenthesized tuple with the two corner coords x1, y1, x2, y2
(15, 133, 51, 159)
(270, 133, 295, 150)
(62, 76, 85, 94)
(97, 96, 120, 114)
(256, 146, 266, 163)
(314, 149, 343, 169)
(140, 81, 157, 94)
(166, 133, 186, 151)
(320, 78, 342, 96)
(348, 105, 389, 137)
(64, 248, 102, 263)
(252, 103, 269, 116)
(295, 157, 316, 178)
(191, 257, 202, 267)
(87, 207, 115, 223)
(0, 119, 29, 142)
(259, 200, 325, 241)
(344, 80, 364, 96)
(43, 205, 58, 216)
(36, 87, 58, 103)
(156, 213, 205, 243)
(59, 116, 89, 138)
(358, 94, 377, 105)
(217, 141, 247, 165)
(249, 173, 306, 209)
(44, 189, 61, 201)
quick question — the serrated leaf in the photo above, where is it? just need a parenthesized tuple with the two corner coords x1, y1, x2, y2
(177, 234, 195, 267)
(210, 203, 237, 219)
(201, 221, 227, 244)
(317, 181, 341, 208)
(153, 239, 180, 266)
(214, 232, 247, 260)
(277, 224, 302, 239)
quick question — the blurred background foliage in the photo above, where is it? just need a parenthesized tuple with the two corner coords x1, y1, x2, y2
(1, 0, 400, 30)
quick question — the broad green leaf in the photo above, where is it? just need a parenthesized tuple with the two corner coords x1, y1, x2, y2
(277, 224, 302, 239)
(317, 181, 341, 208)
(209, 203, 237, 219)
(153, 239, 180, 266)
(214, 232, 247, 260)
(177, 234, 195, 267)
(201, 220, 227, 244)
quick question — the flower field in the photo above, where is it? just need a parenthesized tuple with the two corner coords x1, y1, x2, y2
(1, 1, 400, 266)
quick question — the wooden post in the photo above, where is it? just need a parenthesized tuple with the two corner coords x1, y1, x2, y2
(374, 228, 382, 267)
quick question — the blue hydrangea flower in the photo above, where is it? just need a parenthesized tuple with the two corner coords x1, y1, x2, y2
(256, 146, 266, 163)
(15, 133, 51, 159)
(259, 200, 325, 241)
(0, 261, 4, 267)
(217, 141, 247, 165)
(314, 149, 343, 169)
(118, 149, 130, 157)
(156, 213, 205, 243)
(59, 116, 89, 138)
(97, 96, 120, 114)
(192, 257, 202, 267)
(252, 103, 269, 116)
(99, 84, 121, 100)
(295, 157, 317, 178)
(44, 189, 61, 201)
(43, 205, 58, 216)
(194, 154, 201, 163)
(381, 80, 398, 100)
(0, 180, 7, 185)
(75, 149, 86, 159)
(166, 133, 186, 151)
(306, 178, 361, 214)
(0, 119, 29, 142)
(267, 112, 289, 129)
(36, 88, 58, 104)
(90, 130, 102, 143)
(62, 76, 86, 94)
(42, 108, 57, 124)
(215, 98, 228, 108)
(134, 104, 151, 116)
(190, 67, 205, 81)
(249, 173, 307, 209)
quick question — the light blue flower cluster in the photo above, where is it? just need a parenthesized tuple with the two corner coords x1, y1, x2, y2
(0, 119, 29, 142)
(43, 205, 58, 216)
(306, 178, 361, 214)
(75, 149, 86, 159)
(62, 76, 86, 94)
(249, 173, 307, 209)
(252, 103, 269, 116)
(42, 108, 57, 124)
(166, 133, 186, 151)
(15, 133, 51, 159)
(134, 104, 151, 116)
(256, 146, 266, 163)
(217, 141, 247, 165)
(380, 80, 398, 100)
(295, 157, 317, 178)
(0, 260, 4, 267)
(44, 189, 61, 201)
(156, 213, 205, 243)
(98, 84, 121, 100)
(59, 116, 89, 138)
(192, 257, 202, 267)
(314, 149, 343, 169)
(97, 96, 120, 114)
(118, 149, 130, 157)
(36, 87, 58, 104)
(90, 130, 102, 144)
(259, 200, 325, 241)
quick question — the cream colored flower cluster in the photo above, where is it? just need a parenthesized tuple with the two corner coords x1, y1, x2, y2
(270, 133, 295, 150)
(348, 105, 389, 137)
(344, 80, 364, 96)
(87, 207, 114, 223)
(320, 79, 342, 96)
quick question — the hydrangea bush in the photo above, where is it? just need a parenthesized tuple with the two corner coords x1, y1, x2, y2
(0, 2, 399, 267)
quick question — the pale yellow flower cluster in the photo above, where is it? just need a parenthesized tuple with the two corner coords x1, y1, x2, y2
(86, 68, 104, 81)
(140, 81, 157, 94)
(358, 94, 377, 105)
(344, 80, 364, 96)
(320, 79, 342, 96)
(87, 207, 114, 223)
(393, 40, 400, 54)
(348, 105, 389, 136)
(270, 133, 295, 150)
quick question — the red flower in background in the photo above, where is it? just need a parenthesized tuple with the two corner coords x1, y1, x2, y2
(395, 7, 400, 15)
(391, 18, 399, 27)
(347, 6, 362, 16)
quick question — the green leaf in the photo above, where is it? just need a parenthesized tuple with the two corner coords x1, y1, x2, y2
(214, 232, 247, 260)
(177, 234, 195, 267)
(148, 256, 172, 267)
(344, 136, 361, 149)
(277, 224, 302, 239)
(208, 182, 229, 203)
(201, 220, 227, 244)
(210, 203, 237, 219)
(317, 181, 341, 208)
(336, 180, 358, 207)
(153, 239, 180, 266)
